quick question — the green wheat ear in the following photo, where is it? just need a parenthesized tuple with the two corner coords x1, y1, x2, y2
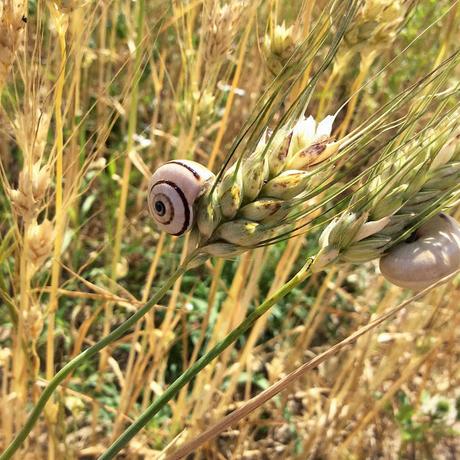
(196, 113, 340, 255)
(314, 113, 460, 273)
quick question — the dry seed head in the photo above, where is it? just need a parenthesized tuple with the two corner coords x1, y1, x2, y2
(26, 218, 54, 271)
(203, 1, 246, 69)
(345, 0, 405, 53)
(0, 0, 26, 93)
(10, 162, 51, 219)
(263, 22, 298, 75)
(13, 108, 51, 163)
(30, 164, 50, 201)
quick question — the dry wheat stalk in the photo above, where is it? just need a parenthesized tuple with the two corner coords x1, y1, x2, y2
(0, 0, 26, 93)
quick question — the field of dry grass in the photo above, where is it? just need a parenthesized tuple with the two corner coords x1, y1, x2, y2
(0, 0, 459, 458)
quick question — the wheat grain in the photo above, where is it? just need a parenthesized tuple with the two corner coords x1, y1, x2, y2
(26, 218, 54, 273)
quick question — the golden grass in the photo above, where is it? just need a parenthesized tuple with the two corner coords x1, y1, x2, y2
(0, 0, 459, 459)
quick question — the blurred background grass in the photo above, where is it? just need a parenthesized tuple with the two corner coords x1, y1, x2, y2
(0, 0, 459, 458)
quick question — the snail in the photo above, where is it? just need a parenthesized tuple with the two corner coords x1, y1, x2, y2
(148, 160, 215, 235)
(379, 213, 460, 290)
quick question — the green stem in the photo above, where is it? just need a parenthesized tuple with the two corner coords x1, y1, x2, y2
(99, 257, 314, 460)
(0, 251, 197, 460)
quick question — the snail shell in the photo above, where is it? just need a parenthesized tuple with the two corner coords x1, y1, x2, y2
(148, 160, 214, 235)
(379, 213, 460, 290)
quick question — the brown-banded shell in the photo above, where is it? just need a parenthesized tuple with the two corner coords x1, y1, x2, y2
(148, 160, 214, 235)
(379, 213, 460, 290)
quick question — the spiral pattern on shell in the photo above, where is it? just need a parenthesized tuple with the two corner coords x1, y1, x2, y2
(148, 160, 215, 235)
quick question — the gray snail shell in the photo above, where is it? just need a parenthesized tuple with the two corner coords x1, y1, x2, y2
(148, 160, 214, 235)
(379, 213, 460, 290)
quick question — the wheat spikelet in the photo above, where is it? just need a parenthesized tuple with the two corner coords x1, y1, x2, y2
(197, 114, 339, 256)
(203, 0, 247, 70)
(22, 304, 44, 344)
(344, 0, 407, 55)
(9, 161, 51, 220)
(263, 22, 299, 75)
(26, 218, 54, 273)
(13, 106, 51, 163)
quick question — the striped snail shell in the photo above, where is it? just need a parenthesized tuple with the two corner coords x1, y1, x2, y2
(379, 213, 460, 290)
(148, 160, 215, 236)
